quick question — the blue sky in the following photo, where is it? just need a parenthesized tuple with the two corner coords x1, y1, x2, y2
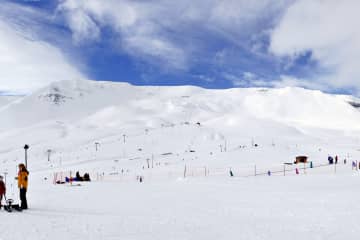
(1, 0, 359, 95)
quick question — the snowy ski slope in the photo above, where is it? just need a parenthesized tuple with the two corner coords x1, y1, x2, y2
(1, 79, 360, 240)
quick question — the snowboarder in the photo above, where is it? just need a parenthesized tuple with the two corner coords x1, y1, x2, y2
(0, 175, 5, 209)
(17, 163, 29, 209)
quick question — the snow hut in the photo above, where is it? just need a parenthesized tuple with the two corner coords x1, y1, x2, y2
(295, 156, 308, 164)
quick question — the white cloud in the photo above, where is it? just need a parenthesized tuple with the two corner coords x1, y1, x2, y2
(0, 5, 84, 94)
(123, 36, 187, 70)
(270, 0, 360, 91)
(222, 72, 262, 87)
(58, 0, 187, 69)
(57, 0, 292, 70)
(65, 9, 101, 44)
(270, 76, 331, 91)
(196, 75, 215, 83)
(209, 0, 291, 32)
(224, 71, 329, 91)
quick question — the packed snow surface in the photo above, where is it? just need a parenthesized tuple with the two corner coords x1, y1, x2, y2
(1, 79, 360, 239)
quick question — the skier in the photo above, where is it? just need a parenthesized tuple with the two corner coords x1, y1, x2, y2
(295, 168, 299, 175)
(17, 163, 29, 209)
(335, 155, 338, 164)
(0, 175, 5, 209)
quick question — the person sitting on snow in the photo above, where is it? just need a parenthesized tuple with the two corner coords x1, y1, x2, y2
(76, 171, 83, 181)
(0, 176, 5, 209)
(83, 173, 91, 181)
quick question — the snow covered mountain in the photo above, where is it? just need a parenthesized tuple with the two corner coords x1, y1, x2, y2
(0, 79, 359, 174)
(2, 79, 360, 131)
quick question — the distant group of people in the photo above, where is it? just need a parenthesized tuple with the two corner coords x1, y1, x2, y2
(64, 171, 91, 183)
(0, 163, 29, 210)
(327, 155, 360, 171)
(328, 155, 354, 166)
(76, 171, 91, 181)
(328, 155, 339, 164)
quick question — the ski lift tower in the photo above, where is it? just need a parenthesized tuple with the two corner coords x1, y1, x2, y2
(24, 144, 30, 169)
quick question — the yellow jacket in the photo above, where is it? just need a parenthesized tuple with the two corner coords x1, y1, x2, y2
(18, 170, 29, 189)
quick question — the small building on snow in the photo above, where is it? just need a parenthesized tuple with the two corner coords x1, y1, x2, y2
(295, 156, 308, 164)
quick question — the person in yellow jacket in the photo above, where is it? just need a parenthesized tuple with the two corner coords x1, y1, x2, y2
(18, 163, 29, 209)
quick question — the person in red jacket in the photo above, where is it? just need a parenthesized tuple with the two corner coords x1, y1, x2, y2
(0, 175, 6, 209)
